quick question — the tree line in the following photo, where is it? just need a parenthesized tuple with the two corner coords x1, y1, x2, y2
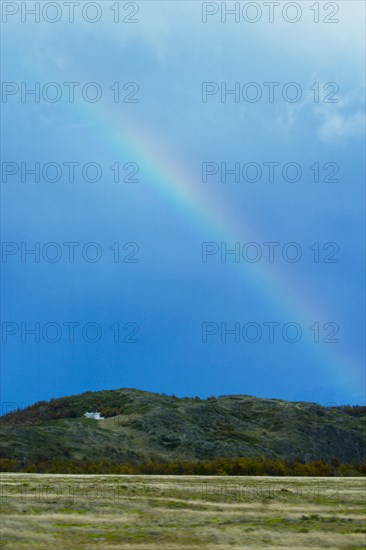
(1, 456, 365, 476)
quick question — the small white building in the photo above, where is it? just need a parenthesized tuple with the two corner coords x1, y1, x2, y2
(84, 411, 104, 420)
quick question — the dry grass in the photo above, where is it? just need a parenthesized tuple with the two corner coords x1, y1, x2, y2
(1, 474, 365, 549)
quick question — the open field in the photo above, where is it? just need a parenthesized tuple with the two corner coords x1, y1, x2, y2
(1, 474, 365, 549)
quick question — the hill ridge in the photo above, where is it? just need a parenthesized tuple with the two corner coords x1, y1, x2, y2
(1, 388, 365, 465)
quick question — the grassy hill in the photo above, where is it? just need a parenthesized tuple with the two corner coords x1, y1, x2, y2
(1, 388, 365, 466)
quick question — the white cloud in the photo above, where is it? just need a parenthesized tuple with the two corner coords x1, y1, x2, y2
(317, 109, 365, 142)
(315, 85, 365, 143)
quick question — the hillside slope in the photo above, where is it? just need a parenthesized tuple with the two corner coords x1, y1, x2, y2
(1, 388, 365, 465)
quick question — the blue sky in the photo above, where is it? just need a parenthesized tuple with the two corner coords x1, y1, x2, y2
(1, 1, 365, 410)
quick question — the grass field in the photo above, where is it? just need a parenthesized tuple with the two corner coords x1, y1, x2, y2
(1, 474, 365, 549)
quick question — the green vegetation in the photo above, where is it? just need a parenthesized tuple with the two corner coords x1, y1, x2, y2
(1, 388, 365, 469)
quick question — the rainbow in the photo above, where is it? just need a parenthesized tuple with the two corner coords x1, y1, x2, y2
(74, 102, 363, 399)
